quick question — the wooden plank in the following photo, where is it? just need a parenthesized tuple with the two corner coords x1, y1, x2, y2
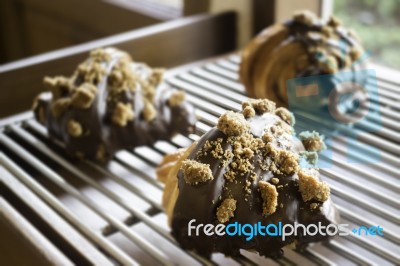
(0, 12, 236, 118)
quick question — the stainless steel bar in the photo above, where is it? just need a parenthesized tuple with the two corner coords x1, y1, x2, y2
(336, 206, 399, 245)
(0, 133, 172, 266)
(191, 68, 245, 93)
(0, 152, 138, 266)
(343, 234, 400, 265)
(9, 125, 209, 265)
(215, 60, 239, 72)
(329, 183, 399, 224)
(167, 77, 242, 111)
(204, 64, 239, 81)
(26, 119, 164, 209)
(295, 120, 400, 169)
(324, 240, 377, 266)
(321, 168, 399, 208)
(173, 72, 247, 101)
(114, 153, 164, 190)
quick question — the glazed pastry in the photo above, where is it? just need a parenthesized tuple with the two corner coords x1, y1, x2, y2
(157, 99, 338, 258)
(33, 48, 196, 162)
(240, 10, 366, 107)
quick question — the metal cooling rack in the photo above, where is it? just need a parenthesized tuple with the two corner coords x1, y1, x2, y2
(0, 54, 399, 265)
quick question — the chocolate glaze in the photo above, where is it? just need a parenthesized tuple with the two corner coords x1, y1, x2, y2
(171, 111, 339, 258)
(240, 11, 367, 107)
(33, 48, 196, 162)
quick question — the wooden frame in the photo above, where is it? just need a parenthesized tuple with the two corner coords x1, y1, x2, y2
(0, 12, 236, 118)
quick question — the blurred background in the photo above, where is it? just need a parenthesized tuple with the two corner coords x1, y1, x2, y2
(334, 0, 400, 69)
(0, 0, 398, 68)
(0, 1, 398, 265)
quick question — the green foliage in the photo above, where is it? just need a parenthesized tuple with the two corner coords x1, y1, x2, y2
(334, 0, 400, 68)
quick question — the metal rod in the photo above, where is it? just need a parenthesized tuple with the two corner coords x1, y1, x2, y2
(0, 133, 172, 266)
(0, 152, 138, 266)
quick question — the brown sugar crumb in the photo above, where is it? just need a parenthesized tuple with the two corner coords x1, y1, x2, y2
(149, 69, 164, 87)
(275, 107, 295, 126)
(87, 62, 106, 84)
(310, 203, 319, 210)
(222, 149, 234, 167)
(142, 99, 157, 121)
(224, 168, 236, 182)
(67, 120, 82, 137)
(51, 98, 71, 118)
(217, 111, 249, 136)
(299, 131, 326, 152)
(319, 56, 338, 74)
(262, 133, 274, 143)
(43, 76, 71, 98)
(277, 150, 299, 175)
(327, 16, 342, 28)
(216, 198, 237, 223)
(71, 83, 96, 109)
(349, 47, 362, 61)
(271, 178, 279, 184)
(90, 48, 112, 62)
(96, 144, 108, 162)
(112, 102, 134, 126)
(298, 169, 330, 202)
(168, 90, 186, 106)
(108, 68, 124, 87)
(180, 159, 214, 185)
(210, 139, 224, 159)
(293, 10, 317, 26)
(242, 105, 255, 118)
(321, 26, 334, 37)
(258, 181, 278, 216)
(242, 99, 276, 114)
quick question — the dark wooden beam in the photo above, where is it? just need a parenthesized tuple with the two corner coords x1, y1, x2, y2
(0, 12, 236, 118)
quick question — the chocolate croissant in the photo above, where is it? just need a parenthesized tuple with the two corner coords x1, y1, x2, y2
(240, 10, 366, 107)
(157, 99, 338, 258)
(33, 47, 196, 162)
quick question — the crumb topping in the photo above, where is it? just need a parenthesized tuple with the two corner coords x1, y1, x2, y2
(271, 178, 279, 184)
(216, 198, 237, 223)
(310, 203, 319, 210)
(299, 131, 326, 152)
(112, 102, 134, 126)
(298, 169, 330, 202)
(242, 105, 256, 118)
(168, 90, 186, 106)
(293, 10, 317, 26)
(327, 16, 342, 28)
(149, 69, 164, 87)
(96, 144, 108, 162)
(77, 61, 106, 84)
(71, 83, 96, 109)
(258, 181, 278, 215)
(51, 98, 71, 118)
(217, 111, 249, 136)
(67, 120, 82, 137)
(242, 99, 276, 114)
(275, 107, 295, 126)
(143, 99, 157, 121)
(43, 76, 71, 99)
(90, 48, 112, 62)
(180, 159, 214, 185)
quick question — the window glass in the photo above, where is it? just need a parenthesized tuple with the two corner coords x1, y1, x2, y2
(334, 0, 400, 69)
